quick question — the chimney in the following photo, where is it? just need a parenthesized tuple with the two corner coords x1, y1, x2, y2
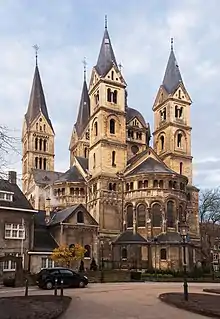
(45, 197, 51, 224)
(8, 171, 17, 184)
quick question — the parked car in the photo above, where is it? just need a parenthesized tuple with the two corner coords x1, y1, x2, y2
(36, 267, 88, 290)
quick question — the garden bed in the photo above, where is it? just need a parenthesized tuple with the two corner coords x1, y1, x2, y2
(159, 292, 220, 318)
(0, 295, 71, 319)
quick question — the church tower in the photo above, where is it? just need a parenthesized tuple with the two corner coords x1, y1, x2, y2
(69, 65, 90, 165)
(152, 40, 193, 184)
(22, 49, 55, 194)
(88, 19, 127, 178)
(87, 18, 127, 235)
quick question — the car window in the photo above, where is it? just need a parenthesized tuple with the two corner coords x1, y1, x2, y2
(49, 270, 60, 276)
(60, 269, 74, 276)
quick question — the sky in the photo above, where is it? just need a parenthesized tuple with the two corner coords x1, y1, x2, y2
(0, 0, 220, 189)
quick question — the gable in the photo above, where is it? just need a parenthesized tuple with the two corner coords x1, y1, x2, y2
(89, 68, 100, 92)
(153, 86, 168, 111)
(173, 83, 191, 103)
(30, 113, 54, 136)
(126, 116, 145, 129)
(105, 65, 126, 86)
(125, 147, 176, 176)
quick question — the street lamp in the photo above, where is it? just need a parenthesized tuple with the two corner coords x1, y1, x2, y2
(179, 221, 189, 301)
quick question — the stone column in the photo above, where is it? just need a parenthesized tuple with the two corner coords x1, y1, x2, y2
(133, 205, 137, 234)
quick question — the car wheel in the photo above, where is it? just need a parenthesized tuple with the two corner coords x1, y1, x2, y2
(79, 281, 85, 288)
(45, 281, 53, 290)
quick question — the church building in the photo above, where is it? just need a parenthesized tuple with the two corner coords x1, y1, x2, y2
(21, 19, 200, 271)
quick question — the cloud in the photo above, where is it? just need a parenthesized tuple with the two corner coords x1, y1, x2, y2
(1, 0, 220, 190)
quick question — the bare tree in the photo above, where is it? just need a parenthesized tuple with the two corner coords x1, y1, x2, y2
(199, 187, 220, 267)
(0, 125, 20, 177)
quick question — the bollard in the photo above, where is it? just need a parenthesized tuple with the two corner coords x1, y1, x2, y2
(60, 279, 64, 297)
(25, 278, 28, 297)
(54, 278, 58, 296)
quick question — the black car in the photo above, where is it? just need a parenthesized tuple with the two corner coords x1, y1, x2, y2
(36, 267, 88, 290)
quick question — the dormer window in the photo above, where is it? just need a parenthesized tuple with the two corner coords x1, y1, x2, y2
(0, 191, 13, 202)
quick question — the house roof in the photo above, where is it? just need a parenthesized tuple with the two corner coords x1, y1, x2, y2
(156, 232, 189, 243)
(54, 166, 85, 183)
(74, 80, 90, 138)
(113, 231, 148, 245)
(32, 169, 63, 186)
(127, 157, 176, 176)
(0, 179, 34, 211)
(75, 156, 88, 172)
(25, 65, 53, 132)
(126, 107, 147, 127)
(33, 227, 58, 252)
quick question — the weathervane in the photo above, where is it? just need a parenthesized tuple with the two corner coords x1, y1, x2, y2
(82, 57, 87, 81)
(33, 44, 39, 66)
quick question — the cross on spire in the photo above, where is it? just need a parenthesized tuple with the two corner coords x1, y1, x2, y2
(82, 57, 87, 81)
(33, 44, 39, 66)
(171, 37, 174, 51)
(105, 15, 108, 29)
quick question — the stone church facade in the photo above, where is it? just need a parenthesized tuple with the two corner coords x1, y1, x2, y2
(21, 21, 200, 271)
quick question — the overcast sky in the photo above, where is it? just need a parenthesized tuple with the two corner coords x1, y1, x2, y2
(0, 0, 219, 189)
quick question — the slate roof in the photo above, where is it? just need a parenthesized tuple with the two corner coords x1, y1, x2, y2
(0, 179, 34, 210)
(156, 232, 186, 243)
(54, 166, 85, 183)
(95, 27, 118, 76)
(126, 107, 147, 127)
(49, 205, 79, 226)
(127, 157, 176, 176)
(113, 231, 148, 245)
(25, 65, 53, 132)
(75, 80, 90, 138)
(32, 169, 63, 186)
(76, 156, 88, 172)
(33, 227, 58, 252)
(162, 48, 183, 94)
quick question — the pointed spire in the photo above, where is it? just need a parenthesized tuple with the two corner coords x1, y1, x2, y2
(75, 77, 90, 138)
(162, 39, 183, 94)
(82, 57, 87, 81)
(95, 16, 118, 76)
(25, 51, 53, 131)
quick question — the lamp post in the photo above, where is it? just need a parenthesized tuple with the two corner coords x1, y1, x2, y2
(179, 221, 189, 301)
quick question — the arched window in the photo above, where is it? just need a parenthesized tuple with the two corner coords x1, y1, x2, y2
(43, 140, 47, 152)
(160, 248, 167, 260)
(152, 203, 162, 227)
(168, 181, 172, 189)
(39, 157, 42, 169)
(77, 211, 84, 223)
(159, 180, 163, 188)
(177, 133, 182, 147)
(112, 151, 116, 166)
(113, 90, 117, 104)
(175, 105, 178, 118)
(126, 205, 133, 228)
(121, 247, 127, 259)
(126, 183, 129, 191)
(144, 180, 148, 188)
(35, 157, 38, 169)
(167, 201, 175, 227)
(112, 183, 116, 191)
(160, 135, 164, 150)
(107, 88, 111, 102)
(39, 138, 42, 151)
(173, 181, 177, 189)
(36, 123, 38, 131)
(35, 138, 38, 150)
(109, 183, 113, 190)
(180, 162, 183, 174)
(178, 89, 181, 99)
(110, 119, 115, 134)
(179, 205, 184, 222)
(153, 180, 158, 188)
(43, 124, 46, 131)
(84, 245, 91, 258)
(187, 192, 191, 201)
(84, 147, 88, 158)
(111, 71, 114, 80)
(94, 122, 98, 136)
(43, 158, 46, 170)
(137, 204, 146, 227)
(93, 153, 96, 168)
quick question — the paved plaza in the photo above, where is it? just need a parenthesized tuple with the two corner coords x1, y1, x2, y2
(0, 282, 218, 318)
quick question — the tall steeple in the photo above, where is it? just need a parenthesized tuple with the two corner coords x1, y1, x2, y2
(95, 15, 118, 77)
(25, 54, 53, 132)
(75, 79, 90, 138)
(162, 38, 183, 94)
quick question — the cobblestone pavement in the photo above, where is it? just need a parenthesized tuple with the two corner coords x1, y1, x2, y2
(0, 282, 218, 318)
(60, 282, 218, 319)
